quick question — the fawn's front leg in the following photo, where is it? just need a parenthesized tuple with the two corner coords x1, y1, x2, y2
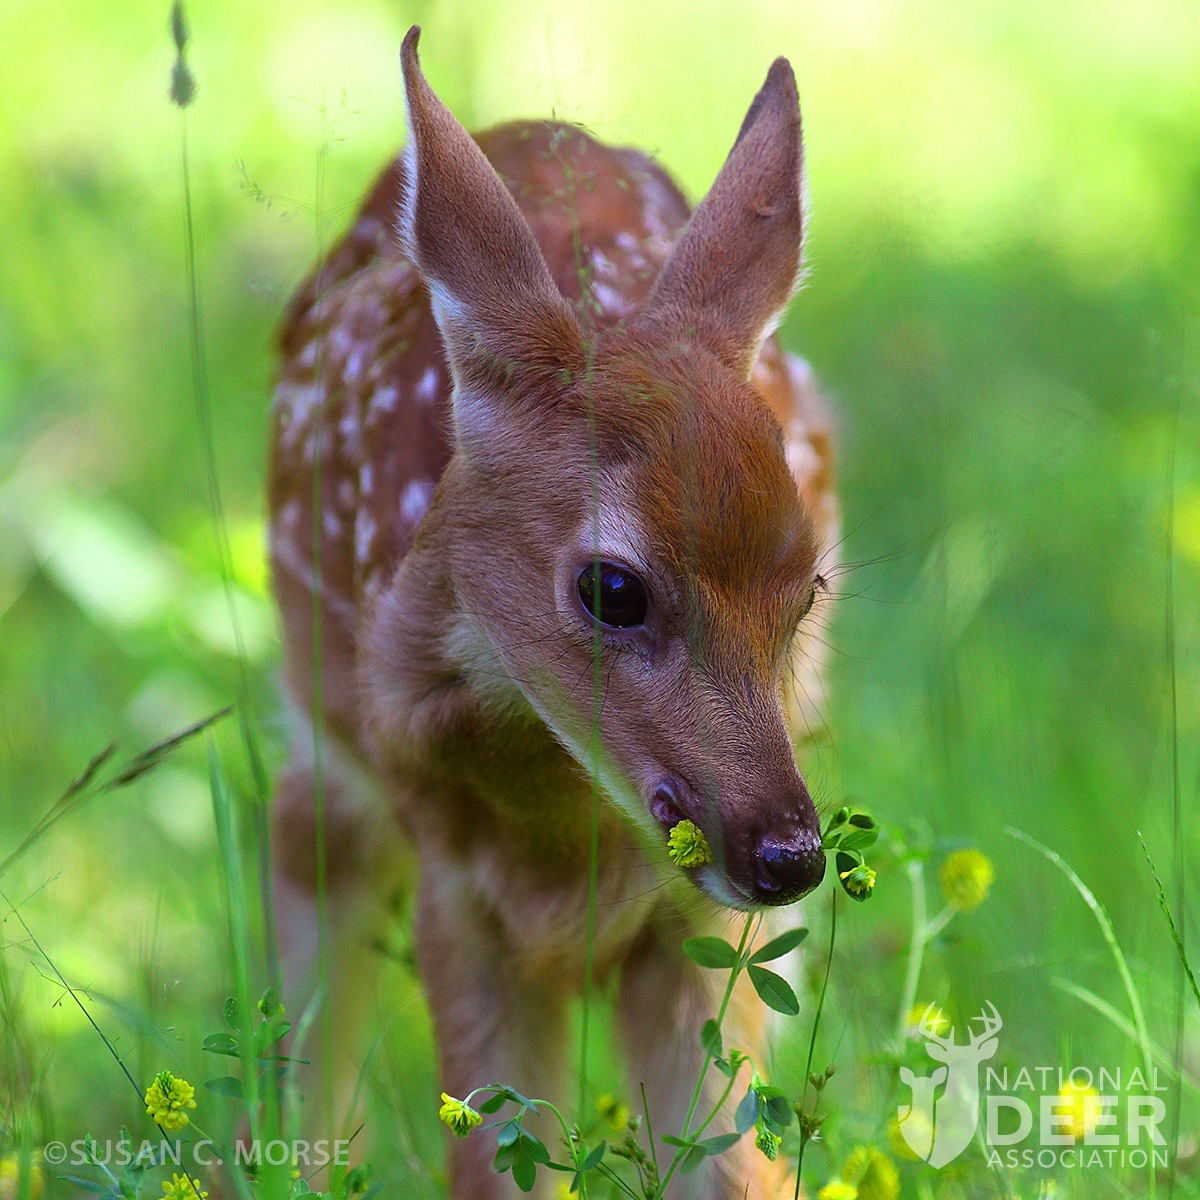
(617, 921, 793, 1200)
(415, 857, 569, 1200)
(272, 748, 406, 1144)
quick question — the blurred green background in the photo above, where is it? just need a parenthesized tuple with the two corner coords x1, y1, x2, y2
(1, 0, 1198, 1195)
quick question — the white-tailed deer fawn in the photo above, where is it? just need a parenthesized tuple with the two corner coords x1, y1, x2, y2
(269, 26, 837, 1198)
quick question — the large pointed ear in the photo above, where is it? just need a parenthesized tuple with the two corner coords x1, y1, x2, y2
(637, 58, 805, 378)
(397, 27, 583, 406)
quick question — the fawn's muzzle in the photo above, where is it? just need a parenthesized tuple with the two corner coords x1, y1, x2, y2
(650, 771, 826, 907)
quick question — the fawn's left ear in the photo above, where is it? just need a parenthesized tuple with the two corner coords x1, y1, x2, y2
(638, 58, 805, 378)
(397, 26, 583, 416)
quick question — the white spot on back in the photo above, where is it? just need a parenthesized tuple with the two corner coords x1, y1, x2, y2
(399, 479, 434, 527)
(415, 366, 439, 405)
(356, 511, 377, 564)
(369, 386, 399, 415)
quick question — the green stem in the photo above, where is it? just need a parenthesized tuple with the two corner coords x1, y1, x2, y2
(794, 890, 837, 1200)
(690, 1064, 741, 1139)
(923, 901, 957, 942)
(659, 912, 756, 1195)
(895, 858, 928, 1047)
(641, 1082, 660, 1182)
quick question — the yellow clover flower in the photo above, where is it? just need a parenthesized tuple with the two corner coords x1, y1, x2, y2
(886, 1111, 930, 1162)
(1056, 1080, 1101, 1140)
(144, 1070, 197, 1133)
(755, 1126, 781, 1161)
(905, 1002, 949, 1038)
(438, 1092, 483, 1137)
(818, 1183, 858, 1200)
(839, 862, 876, 898)
(596, 1093, 629, 1131)
(841, 1146, 899, 1200)
(667, 820, 711, 868)
(162, 1174, 208, 1200)
(939, 849, 994, 911)
(0, 1155, 44, 1200)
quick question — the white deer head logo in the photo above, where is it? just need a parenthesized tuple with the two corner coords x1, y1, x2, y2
(897, 1002, 1002, 1167)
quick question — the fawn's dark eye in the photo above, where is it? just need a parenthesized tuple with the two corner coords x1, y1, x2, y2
(577, 562, 649, 629)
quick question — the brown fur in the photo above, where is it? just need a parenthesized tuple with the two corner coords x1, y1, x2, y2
(269, 26, 838, 1198)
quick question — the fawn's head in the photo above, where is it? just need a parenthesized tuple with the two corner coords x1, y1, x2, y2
(396, 27, 825, 907)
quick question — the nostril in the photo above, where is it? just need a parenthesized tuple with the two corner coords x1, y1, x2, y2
(753, 832, 826, 905)
(650, 782, 684, 829)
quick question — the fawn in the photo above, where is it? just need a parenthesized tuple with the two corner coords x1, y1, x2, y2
(268, 26, 838, 1198)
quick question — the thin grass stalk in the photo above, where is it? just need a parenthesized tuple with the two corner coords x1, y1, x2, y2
(0, 710, 228, 886)
(1007, 824, 1157, 1200)
(1051, 977, 1200, 1093)
(1162, 395, 1184, 1198)
(1137, 836, 1200, 1013)
(171, 2, 277, 991)
(554, 124, 601, 1149)
(209, 743, 263, 1151)
(0, 886, 206, 1198)
(308, 101, 335, 1129)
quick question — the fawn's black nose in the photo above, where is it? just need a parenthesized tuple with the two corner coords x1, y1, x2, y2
(752, 830, 826, 905)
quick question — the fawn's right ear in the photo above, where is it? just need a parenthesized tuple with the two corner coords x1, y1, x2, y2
(398, 27, 583, 433)
(637, 57, 806, 378)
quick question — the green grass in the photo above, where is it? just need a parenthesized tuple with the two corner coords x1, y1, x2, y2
(1, 0, 1198, 1197)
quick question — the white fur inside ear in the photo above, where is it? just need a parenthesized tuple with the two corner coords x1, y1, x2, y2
(395, 137, 418, 263)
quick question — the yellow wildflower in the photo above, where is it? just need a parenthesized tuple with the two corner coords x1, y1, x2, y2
(887, 1111, 930, 1162)
(0, 1156, 44, 1200)
(818, 1183, 858, 1200)
(904, 1002, 949, 1039)
(1056, 1080, 1101, 1140)
(939, 849, 994, 911)
(596, 1093, 629, 1131)
(667, 820, 711, 868)
(841, 1146, 899, 1200)
(839, 862, 876, 898)
(144, 1070, 197, 1133)
(755, 1126, 781, 1161)
(438, 1092, 483, 1137)
(162, 1174, 208, 1200)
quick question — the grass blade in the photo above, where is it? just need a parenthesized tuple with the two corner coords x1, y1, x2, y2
(1137, 833, 1200, 1013)
(1006, 828, 1155, 1093)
